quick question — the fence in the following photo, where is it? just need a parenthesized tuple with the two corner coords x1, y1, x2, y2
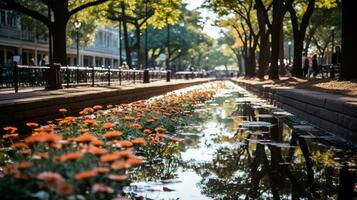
(0, 64, 203, 93)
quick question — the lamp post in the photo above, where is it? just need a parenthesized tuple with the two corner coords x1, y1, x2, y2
(74, 19, 81, 85)
(74, 19, 81, 66)
(331, 26, 335, 63)
(177, 49, 181, 71)
(205, 56, 208, 70)
(288, 41, 292, 64)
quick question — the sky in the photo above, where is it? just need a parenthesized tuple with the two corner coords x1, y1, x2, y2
(183, 0, 221, 39)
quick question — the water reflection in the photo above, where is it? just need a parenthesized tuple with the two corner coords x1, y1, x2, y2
(128, 81, 357, 199)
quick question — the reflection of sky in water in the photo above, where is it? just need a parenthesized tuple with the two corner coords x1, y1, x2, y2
(128, 81, 357, 199)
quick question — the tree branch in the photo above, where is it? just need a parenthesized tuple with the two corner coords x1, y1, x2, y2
(69, 0, 109, 17)
(3, 0, 49, 25)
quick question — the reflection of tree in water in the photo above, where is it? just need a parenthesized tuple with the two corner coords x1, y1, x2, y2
(188, 101, 356, 199)
(130, 143, 182, 182)
(189, 146, 251, 199)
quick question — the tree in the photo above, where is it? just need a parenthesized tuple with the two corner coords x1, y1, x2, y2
(106, 0, 182, 68)
(211, 0, 260, 77)
(285, 0, 316, 77)
(340, 0, 357, 80)
(0, 0, 110, 89)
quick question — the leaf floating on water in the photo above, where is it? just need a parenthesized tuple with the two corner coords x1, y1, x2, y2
(293, 125, 316, 131)
(239, 121, 274, 128)
(273, 111, 293, 116)
(255, 114, 274, 119)
(246, 139, 271, 144)
(268, 142, 296, 148)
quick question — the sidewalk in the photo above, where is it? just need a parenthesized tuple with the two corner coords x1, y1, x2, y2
(231, 78, 357, 143)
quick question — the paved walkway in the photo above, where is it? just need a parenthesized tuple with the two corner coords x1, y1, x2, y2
(231, 78, 357, 142)
(0, 79, 212, 107)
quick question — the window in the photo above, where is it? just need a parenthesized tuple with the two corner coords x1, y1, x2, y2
(0, 11, 6, 25)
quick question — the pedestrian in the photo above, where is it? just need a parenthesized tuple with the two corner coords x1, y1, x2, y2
(29, 58, 35, 66)
(331, 45, 341, 78)
(303, 53, 309, 77)
(312, 54, 319, 78)
(121, 61, 129, 70)
(40, 56, 46, 66)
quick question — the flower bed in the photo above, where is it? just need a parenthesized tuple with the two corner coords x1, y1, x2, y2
(0, 82, 223, 200)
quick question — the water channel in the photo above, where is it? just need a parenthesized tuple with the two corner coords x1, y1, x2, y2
(126, 81, 357, 199)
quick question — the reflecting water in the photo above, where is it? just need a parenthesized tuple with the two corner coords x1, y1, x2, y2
(127, 81, 357, 199)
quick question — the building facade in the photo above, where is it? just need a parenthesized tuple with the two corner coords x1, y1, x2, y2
(0, 10, 122, 68)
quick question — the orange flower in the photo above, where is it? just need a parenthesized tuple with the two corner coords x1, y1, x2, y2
(75, 170, 97, 180)
(155, 127, 166, 133)
(83, 119, 98, 127)
(25, 133, 62, 145)
(103, 122, 115, 129)
(156, 133, 165, 139)
(3, 133, 19, 139)
(116, 140, 133, 148)
(56, 182, 74, 196)
(123, 116, 135, 121)
(91, 139, 104, 146)
(11, 142, 28, 149)
(143, 129, 152, 135)
(146, 118, 156, 123)
(93, 167, 110, 174)
(15, 161, 32, 170)
(87, 146, 108, 155)
(37, 171, 64, 186)
(93, 105, 103, 110)
(59, 108, 68, 113)
(115, 150, 133, 158)
(131, 138, 147, 146)
(107, 104, 113, 109)
(100, 153, 121, 163)
(75, 133, 97, 143)
(127, 157, 144, 166)
(26, 122, 39, 127)
(59, 152, 83, 162)
(104, 131, 123, 139)
(111, 160, 131, 170)
(170, 137, 183, 142)
(130, 123, 142, 130)
(91, 183, 114, 194)
(3, 126, 17, 133)
(108, 174, 128, 181)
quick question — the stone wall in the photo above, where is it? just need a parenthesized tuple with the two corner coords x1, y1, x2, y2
(231, 79, 357, 143)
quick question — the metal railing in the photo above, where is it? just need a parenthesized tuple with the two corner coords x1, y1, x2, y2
(175, 71, 204, 79)
(0, 64, 205, 93)
(0, 64, 172, 92)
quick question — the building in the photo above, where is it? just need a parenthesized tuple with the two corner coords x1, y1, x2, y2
(0, 10, 122, 68)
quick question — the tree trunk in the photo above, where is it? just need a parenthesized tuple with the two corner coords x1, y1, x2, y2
(52, 20, 68, 66)
(258, 33, 270, 79)
(279, 26, 285, 75)
(121, 2, 132, 68)
(134, 23, 142, 69)
(257, 6, 269, 80)
(246, 47, 256, 77)
(340, 0, 357, 80)
(269, 0, 285, 80)
(292, 33, 304, 77)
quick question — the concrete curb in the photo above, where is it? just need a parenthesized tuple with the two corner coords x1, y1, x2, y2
(231, 79, 357, 143)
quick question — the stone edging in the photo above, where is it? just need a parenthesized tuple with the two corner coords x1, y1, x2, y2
(231, 79, 357, 143)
